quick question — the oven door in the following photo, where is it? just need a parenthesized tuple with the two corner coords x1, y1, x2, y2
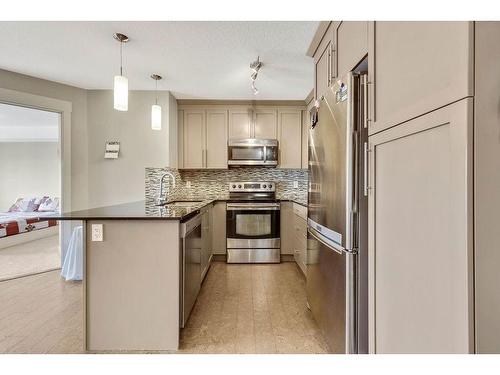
(226, 203, 280, 249)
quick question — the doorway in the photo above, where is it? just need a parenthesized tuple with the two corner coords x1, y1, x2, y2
(0, 102, 62, 280)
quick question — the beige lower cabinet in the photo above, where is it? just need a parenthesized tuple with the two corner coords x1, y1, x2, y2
(368, 98, 474, 353)
(280, 202, 294, 255)
(278, 109, 303, 169)
(201, 204, 213, 280)
(292, 203, 307, 275)
(281, 201, 308, 273)
(211, 202, 226, 255)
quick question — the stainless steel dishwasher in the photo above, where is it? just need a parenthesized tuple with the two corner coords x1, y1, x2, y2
(180, 213, 202, 328)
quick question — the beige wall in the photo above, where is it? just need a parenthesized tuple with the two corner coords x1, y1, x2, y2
(0, 69, 88, 210)
(0, 69, 178, 210)
(0, 142, 60, 211)
(474, 21, 500, 353)
(86, 90, 175, 208)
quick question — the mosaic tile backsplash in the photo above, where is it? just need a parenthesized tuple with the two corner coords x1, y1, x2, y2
(145, 167, 308, 205)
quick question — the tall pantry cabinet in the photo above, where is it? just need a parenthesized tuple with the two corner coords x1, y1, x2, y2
(308, 21, 500, 354)
(366, 21, 500, 354)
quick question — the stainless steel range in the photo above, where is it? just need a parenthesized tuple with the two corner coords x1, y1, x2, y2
(226, 182, 280, 263)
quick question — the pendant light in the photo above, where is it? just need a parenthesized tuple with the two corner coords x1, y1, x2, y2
(113, 33, 129, 111)
(151, 74, 162, 130)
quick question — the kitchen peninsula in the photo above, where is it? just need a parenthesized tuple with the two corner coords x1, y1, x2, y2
(51, 199, 214, 352)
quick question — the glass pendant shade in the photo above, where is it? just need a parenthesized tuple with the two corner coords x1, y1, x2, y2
(151, 104, 162, 130)
(114, 75, 128, 111)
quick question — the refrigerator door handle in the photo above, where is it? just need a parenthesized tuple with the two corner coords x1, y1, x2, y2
(308, 226, 343, 255)
(364, 142, 370, 197)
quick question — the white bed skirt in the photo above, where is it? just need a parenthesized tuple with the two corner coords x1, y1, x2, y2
(0, 225, 59, 250)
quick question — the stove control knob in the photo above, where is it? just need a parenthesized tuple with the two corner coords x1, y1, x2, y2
(238, 184, 242, 188)
(268, 184, 272, 189)
(263, 184, 267, 188)
(232, 184, 236, 188)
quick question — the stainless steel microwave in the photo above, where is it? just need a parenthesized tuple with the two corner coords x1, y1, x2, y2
(227, 139, 278, 167)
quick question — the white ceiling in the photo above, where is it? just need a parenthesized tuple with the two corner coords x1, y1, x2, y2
(0, 103, 60, 142)
(0, 21, 318, 100)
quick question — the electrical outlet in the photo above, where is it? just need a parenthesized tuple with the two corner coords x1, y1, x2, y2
(186, 181, 191, 188)
(293, 181, 299, 188)
(91, 224, 103, 242)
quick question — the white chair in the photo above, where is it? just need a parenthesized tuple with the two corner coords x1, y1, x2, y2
(61, 225, 83, 281)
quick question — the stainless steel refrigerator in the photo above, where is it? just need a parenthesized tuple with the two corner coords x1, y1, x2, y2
(306, 72, 368, 354)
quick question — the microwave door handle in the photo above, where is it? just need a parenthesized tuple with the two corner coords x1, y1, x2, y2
(263, 146, 267, 163)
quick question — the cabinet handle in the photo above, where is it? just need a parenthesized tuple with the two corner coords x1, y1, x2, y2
(327, 46, 331, 87)
(366, 81, 374, 126)
(362, 75, 369, 129)
(330, 42, 336, 80)
(364, 142, 371, 196)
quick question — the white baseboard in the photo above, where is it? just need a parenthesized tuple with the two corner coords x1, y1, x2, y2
(0, 226, 59, 250)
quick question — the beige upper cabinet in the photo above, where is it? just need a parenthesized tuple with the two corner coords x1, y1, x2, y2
(368, 21, 474, 135)
(335, 21, 368, 78)
(205, 109, 228, 169)
(182, 109, 205, 169)
(303, 95, 314, 169)
(301, 110, 309, 170)
(181, 108, 228, 169)
(278, 109, 303, 169)
(312, 22, 336, 100)
(368, 98, 473, 353)
(181, 105, 304, 169)
(314, 40, 332, 100)
(229, 107, 277, 139)
(228, 109, 252, 139)
(253, 108, 278, 139)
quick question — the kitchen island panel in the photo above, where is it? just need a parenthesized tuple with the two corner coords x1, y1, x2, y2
(85, 219, 180, 352)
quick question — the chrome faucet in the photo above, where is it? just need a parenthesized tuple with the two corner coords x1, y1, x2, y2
(157, 171, 176, 205)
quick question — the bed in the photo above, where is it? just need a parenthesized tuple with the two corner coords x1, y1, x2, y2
(0, 197, 59, 249)
(0, 211, 58, 238)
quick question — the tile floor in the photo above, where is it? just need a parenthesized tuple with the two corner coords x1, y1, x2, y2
(179, 262, 330, 354)
(0, 270, 83, 353)
(0, 262, 329, 354)
(0, 234, 60, 281)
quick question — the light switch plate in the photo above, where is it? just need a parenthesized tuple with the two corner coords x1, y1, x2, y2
(186, 181, 191, 188)
(91, 224, 103, 242)
(293, 181, 299, 188)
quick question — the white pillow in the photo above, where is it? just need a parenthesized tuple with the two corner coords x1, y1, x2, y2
(38, 197, 59, 212)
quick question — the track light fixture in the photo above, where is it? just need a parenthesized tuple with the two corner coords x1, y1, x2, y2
(250, 56, 262, 95)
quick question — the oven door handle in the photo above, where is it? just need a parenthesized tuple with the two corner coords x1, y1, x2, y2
(227, 206, 280, 211)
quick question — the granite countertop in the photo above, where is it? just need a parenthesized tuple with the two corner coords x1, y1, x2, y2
(49, 197, 307, 221)
(47, 200, 215, 222)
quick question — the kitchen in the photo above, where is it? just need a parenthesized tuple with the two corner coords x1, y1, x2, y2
(1, 18, 500, 359)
